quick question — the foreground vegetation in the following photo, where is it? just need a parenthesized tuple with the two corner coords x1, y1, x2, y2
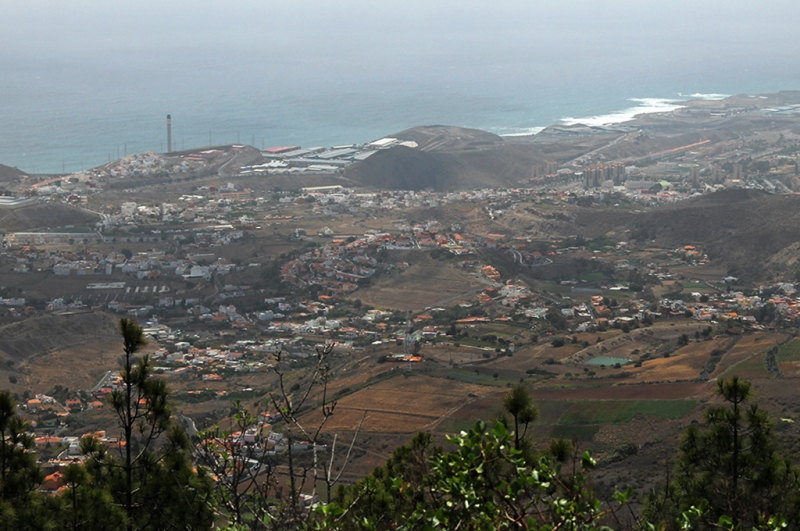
(0, 319, 797, 530)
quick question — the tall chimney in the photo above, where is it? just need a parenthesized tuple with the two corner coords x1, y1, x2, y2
(167, 114, 172, 153)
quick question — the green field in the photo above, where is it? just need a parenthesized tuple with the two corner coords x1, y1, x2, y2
(777, 340, 800, 362)
(534, 400, 577, 425)
(718, 353, 772, 379)
(436, 418, 479, 434)
(549, 424, 600, 441)
(558, 400, 699, 425)
(439, 368, 517, 386)
(578, 271, 609, 282)
(681, 282, 708, 289)
(585, 356, 630, 366)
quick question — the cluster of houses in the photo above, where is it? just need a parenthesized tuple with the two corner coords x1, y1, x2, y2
(98, 193, 256, 232)
(21, 150, 197, 199)
(278, 223, 553, 294)
(2, 242, 241, 283)
(150, 343, 271, 378)
(657, 281, 800, 327)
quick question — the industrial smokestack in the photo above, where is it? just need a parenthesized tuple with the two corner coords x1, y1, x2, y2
(166, 114, 172, 153)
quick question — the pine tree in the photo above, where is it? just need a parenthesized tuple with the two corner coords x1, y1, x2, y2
(646, 376, 800, 529)
(502, 385, 538, 450)
(0, 390, 52, 531)
(87, 318, 214, 531)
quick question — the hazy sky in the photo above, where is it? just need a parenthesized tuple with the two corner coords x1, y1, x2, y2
(3, 0, 800, 173)
(4, 0, 799, 75)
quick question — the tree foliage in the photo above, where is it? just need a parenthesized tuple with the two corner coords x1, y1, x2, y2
(502, 385, 539, 450)
(645, 376, 800, 530)
(315, 420, 631, 531)
(85, 318, 214, 531)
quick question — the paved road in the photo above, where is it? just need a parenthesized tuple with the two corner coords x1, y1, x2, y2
(570, 131, 634, 165)
(91, 370, 114, 392)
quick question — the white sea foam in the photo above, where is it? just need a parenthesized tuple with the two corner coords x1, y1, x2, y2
(679, 92, 730, 100)
(560, 98, 685, 127)
(498, 126, 546, 137)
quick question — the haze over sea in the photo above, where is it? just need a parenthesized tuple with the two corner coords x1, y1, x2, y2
(2, 0, 800, 174)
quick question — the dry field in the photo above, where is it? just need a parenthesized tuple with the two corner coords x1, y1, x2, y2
(485, 343, 553, 371)
(779, 361, 800, 377)
(0, 311, 125, 393)
(593, 413, 687, 447)
(303, 374, 490, 433)
(486, 342, 584, 372)
(711, 333, 786, 379)
(562, 321, 708, 367)
(633, 351, 708, 382)
(447, 393, 506, 422)
(356, 261, 483, 311)
(628, 338, 726, 383)
(211, 238, 305, 263)
(423, 344, 496, 365)
(20, 340, 125, 392)
(668, 265, 728, 283)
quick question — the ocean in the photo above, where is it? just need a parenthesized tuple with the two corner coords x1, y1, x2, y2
(1, 52, 798, 175)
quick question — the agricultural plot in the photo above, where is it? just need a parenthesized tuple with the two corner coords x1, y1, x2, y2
(305, 374, 491, 433)
(436, 417, 481, 434)
(630, 341, 717, 382)
(776, 339, 800, 376)
(23, 339, 159, 393)
(446, 394, 505, 422)
(680, 282, 710, 290)
(487, 343, 579, 371)
(777, 339, 800, 362)
(326, 409, 443, 433)
(578, 271, 610, 282)
(585, 356, 630, 366)
(669, 265, 727, 282)
(542, 399, 699, 442)
(355, 261, 482, 311)
(592, 413, 685, 447)
(558, 400, 699, 425)
(532, 399, 576, 425)
(438, 366, 522, 385)
(529, 382, 711, 401)
(560, 324, 704, 367)
(722, 352, 771, 380)
(711, 333, 785, 379)
(422, 344, 493, 366)
(549, 425, 600, 441)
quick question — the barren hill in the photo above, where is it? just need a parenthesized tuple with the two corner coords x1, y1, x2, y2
(393, 125, 503, 151)
(0, 202, 100, 232)
(345, 126, 552, 191)
(0, 164, 27, 192)
(0, 311, 118, 364)
(0, 164, 26, 183)
(574, 190, 800, 279)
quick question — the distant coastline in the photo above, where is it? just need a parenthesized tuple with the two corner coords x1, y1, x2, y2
(497, 93, 731, 138)
(3, 89, 793, 175)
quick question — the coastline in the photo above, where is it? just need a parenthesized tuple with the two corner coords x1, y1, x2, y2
(497, 93, 732, 139)
(7, 90, 800, 175)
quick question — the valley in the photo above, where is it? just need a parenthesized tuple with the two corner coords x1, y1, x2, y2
(4, 92, 800, 501)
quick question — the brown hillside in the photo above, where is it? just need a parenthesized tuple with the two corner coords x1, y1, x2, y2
(345, 146, 459, 191)
(0, 311, 118, 364)
(345, 142, 549, 191)
(393, 125, 503, 151)
(0, 164, 26, 184)
(574, 190, 800, 278)
(346, 124, 630, 191)
(0, 202, 100, 232)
